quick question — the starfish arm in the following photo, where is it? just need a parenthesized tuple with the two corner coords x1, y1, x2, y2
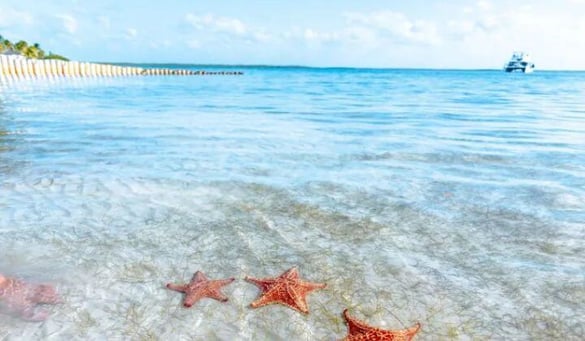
(192, 271, 207, 283)
(245, 276, 277, 292)
(183, 291, 205, 308)
(343, 310, 422, 341)
(287, 281, 326, 314)
(249, 285, 299, 310)
(213, 278, 236, 287)
(343, 309, 384, 335)
(31, 284, 61, 304)
(286, 284, 310, 314)
(401, 322, 422, 340)
(281, 267, 300, 280)
(1, 277, 24, 297)
(205, 289, 229, 302)
(166, 283, 187, 292)
(367, 324, 421, 341)
(205, 278, 235, 302)
(19, 305, 48, 322)
(299, 280, 327, 292)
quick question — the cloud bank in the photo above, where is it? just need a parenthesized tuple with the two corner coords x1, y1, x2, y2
(1, 1, 584, 69)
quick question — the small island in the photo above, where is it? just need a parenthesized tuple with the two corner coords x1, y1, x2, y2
(0, 35, 69, 61)
(0, 34, 242, 79)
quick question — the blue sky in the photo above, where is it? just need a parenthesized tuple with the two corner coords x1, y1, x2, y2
(1, 0, 584, 69)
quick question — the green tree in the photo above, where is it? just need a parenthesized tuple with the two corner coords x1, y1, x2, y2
(44, 52, 69, 61)
(33, 43, 45, 58)
(20, 43, 43, 59)
(2, 39, 13, 52)
(14, 40, 28, 54)
(0, 35, 65, 60)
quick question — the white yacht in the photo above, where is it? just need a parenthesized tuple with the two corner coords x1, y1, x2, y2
(504, 51, 535, 73)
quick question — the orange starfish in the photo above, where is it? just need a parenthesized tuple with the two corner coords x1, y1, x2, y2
(341, 309, 421, 341)
(0, 273, 61, 321)
(245, 267, 326, 314)
(166, 271, 235, 308)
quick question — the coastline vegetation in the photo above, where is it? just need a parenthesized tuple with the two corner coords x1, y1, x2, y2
(0, 34, 69, 61)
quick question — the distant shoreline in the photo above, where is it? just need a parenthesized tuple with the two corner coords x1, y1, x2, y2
(1, 55, 582, 80)
(95, 63, 584, 72)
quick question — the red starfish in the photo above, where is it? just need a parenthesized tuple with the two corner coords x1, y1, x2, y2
(166, 271, 235, 308)
(0, 274, 61, 321)
(341, 309, 421, 341)
(245, 267, 326, 314)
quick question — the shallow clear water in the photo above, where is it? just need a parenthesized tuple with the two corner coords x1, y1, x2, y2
(0, 68, 584, 340)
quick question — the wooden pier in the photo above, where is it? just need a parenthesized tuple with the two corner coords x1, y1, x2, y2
(0, 55, 243, 80)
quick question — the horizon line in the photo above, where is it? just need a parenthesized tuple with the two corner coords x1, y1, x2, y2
(98, 62, 585, 72)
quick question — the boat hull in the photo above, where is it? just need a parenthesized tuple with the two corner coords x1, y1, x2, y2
(503, 51, 535, 73)
(504, 67, 534, 73)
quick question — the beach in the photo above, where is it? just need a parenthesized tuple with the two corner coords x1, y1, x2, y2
(0, 67, 584, 340)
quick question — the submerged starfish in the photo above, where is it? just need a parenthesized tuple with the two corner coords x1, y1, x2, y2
(166, 271, 235, 308)
(341, 309, 421, 341)
(245, 267, 326, 314)
(0, 273, 61, 321)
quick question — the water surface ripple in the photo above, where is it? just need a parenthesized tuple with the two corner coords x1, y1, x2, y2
(1, 68, 584, 340)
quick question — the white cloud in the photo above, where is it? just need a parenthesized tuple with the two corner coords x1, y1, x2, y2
(477, 0, 493, 11)
(252, 30, 271, 43)
(186, 39, 200, 49)
(344, 26, 378, 45)
(475, 15, 500, 32)
(184, 13, 272, 45)
(98, 16, 111, 30)
(446, 20, 476, 40)
(345, 11, 441, 45)
(0, 7, 34, 28)
(55, 14, 78, 34)
(440, 4, 585, 69)
(185, 14, 247, 36)
(344, 11, 441, 45)
(150, 40, 173, 49)
(303, 28, 339, 43)
(126, 28, 137, 39)
(214, 17, 247, 35)
(276, 10, 443, 54)
(282, 25, 381, 48)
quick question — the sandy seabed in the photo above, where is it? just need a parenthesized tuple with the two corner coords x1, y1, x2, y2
(1, 175, 583, 340)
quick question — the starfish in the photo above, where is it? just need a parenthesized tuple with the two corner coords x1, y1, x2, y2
(341, 309, 421, 341)
(245, 267, 326, 314)
(166, 271, 235, 308)
(0, 273, 61, 321)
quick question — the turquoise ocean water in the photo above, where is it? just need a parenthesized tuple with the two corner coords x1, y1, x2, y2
(0, 67, 584, 340)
